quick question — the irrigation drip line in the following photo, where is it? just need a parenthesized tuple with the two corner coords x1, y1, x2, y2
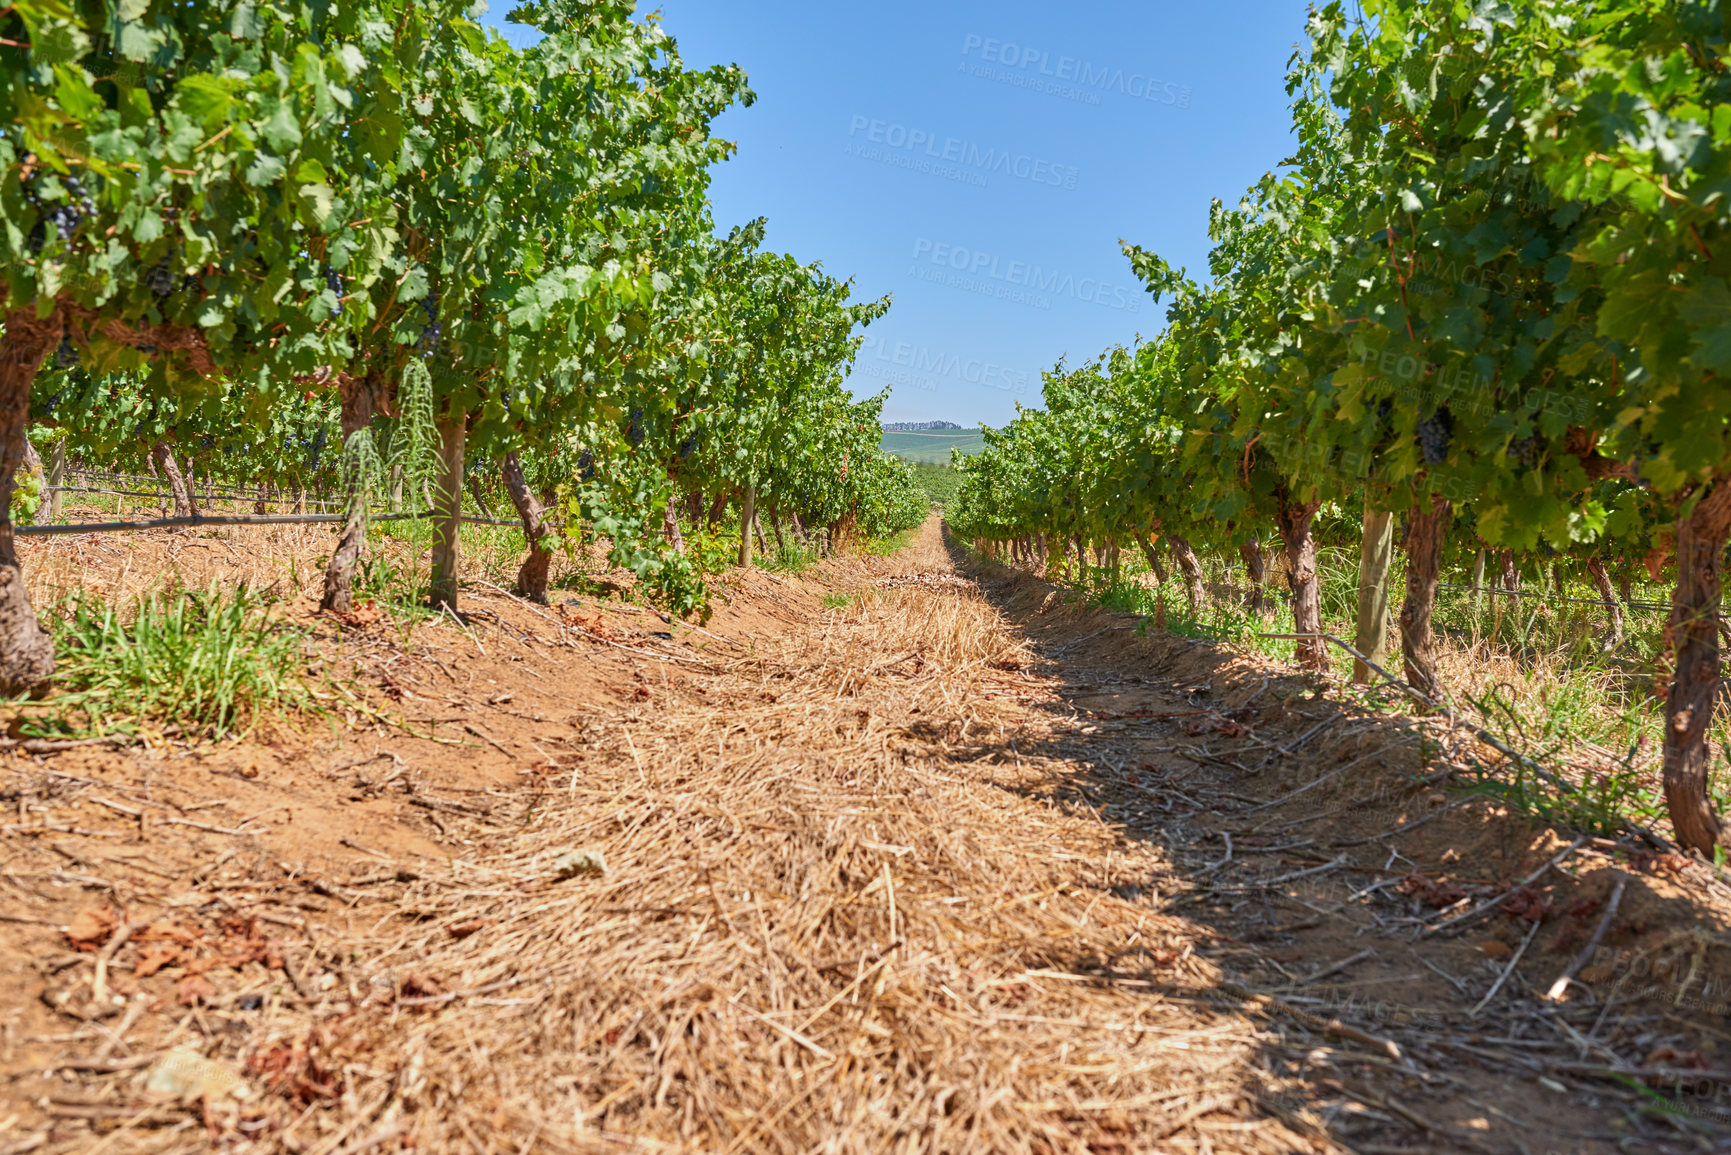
(1437, 582, 1671, 613)
(17, 511, 531, 536)
(1258, 631, 1678, 855)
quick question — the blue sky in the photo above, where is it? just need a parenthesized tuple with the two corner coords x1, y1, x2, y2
(483, 1, 1309, 429)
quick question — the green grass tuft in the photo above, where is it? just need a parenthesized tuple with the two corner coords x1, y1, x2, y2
(33, 583, 313, 742)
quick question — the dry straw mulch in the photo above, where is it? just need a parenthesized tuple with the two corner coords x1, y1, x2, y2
(25, 517, 1728, 1153)
(200, 522, 1332, 1154)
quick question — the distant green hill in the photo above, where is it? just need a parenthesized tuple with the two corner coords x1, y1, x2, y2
(881, 428, 984, 463)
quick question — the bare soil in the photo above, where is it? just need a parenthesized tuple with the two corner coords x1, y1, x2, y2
(2, 516, 1730, 1153)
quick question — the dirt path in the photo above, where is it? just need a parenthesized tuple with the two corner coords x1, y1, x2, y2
(4, 516, 1731, 1152)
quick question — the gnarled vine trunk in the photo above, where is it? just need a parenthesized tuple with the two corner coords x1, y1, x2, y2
(501, 451, 556, 603)
(1275, 493, 1328, 672)
(322, 373, 392, 614)
(1663, 482, 1731, 855)
(0, 311, 60, 694)
(1398, 494, 1453, 700)
(767, 504, 786, 559)
(1586, 557, 1624, 649)
(1139, 534, 1169, 585)
(1239, 536, 1267, 615)
(152, 441, 193, 521)
(1499, 549, 1522, 592)
(664, 499, 686, 556)
(1167, 534, 1206, 616)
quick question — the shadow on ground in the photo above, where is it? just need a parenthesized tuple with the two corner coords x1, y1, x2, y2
(942, 523, 1731, 1155)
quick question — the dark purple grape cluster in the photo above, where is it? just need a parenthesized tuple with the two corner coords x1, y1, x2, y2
(146, 260, 177, 297)
(54, 337, 78, 369)
(1417, 410, 1452, 464)
(627, 407, 645, 446)
(1509, 435, 1536, 466)
(417, 289, 442, 357)
(324, 267, 344, 319)
(25, 172, 95, 254)
(678, 435, 696, 459)
(578, 449, 596, 481)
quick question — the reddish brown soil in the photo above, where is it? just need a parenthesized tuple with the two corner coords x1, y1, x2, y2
(2, 517, 1729, 1153)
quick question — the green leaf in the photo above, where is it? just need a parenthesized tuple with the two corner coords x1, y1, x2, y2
(262, 100, 303, 153)
(176, 76, 233, 131)
(51, 65, 100, 122)
(244, 152, 286, 186)
(1680, 279, 1731, 375)
(296, 183, 335, 228)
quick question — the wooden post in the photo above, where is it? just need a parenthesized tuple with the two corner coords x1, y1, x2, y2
(1355, 506, 1395, 683)
(46, 439, 64, 524)
(429, 418, 465, 610)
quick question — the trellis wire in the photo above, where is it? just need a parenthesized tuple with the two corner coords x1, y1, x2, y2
(1437, 581, 1671, 613)
(17, 512, 532, 536)
(42, 485, 346, 509)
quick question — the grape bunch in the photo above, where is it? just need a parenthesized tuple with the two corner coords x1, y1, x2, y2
(54, 338, 78, 369)
(578, 449, 597, 482)
(324, 267, 344, 319)
(417, 289, 442, 357)
(678, 435, 696, 460)
(25, 172, 95, 253)
(146, 260, 178, 298)
(1417, 410, 1453, 465)
(627, 407, 645, 447)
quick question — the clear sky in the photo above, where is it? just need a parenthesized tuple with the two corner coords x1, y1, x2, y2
(483, 1, 1310, 429)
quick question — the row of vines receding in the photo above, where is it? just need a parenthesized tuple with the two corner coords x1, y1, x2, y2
(946, 0, 1731, 856)
(0, 0, 928, 692)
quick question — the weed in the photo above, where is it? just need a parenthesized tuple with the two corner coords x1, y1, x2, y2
(858, 527, 917, 558)
(979, 538, 1728, 840)
(29, 583, 313, 742)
